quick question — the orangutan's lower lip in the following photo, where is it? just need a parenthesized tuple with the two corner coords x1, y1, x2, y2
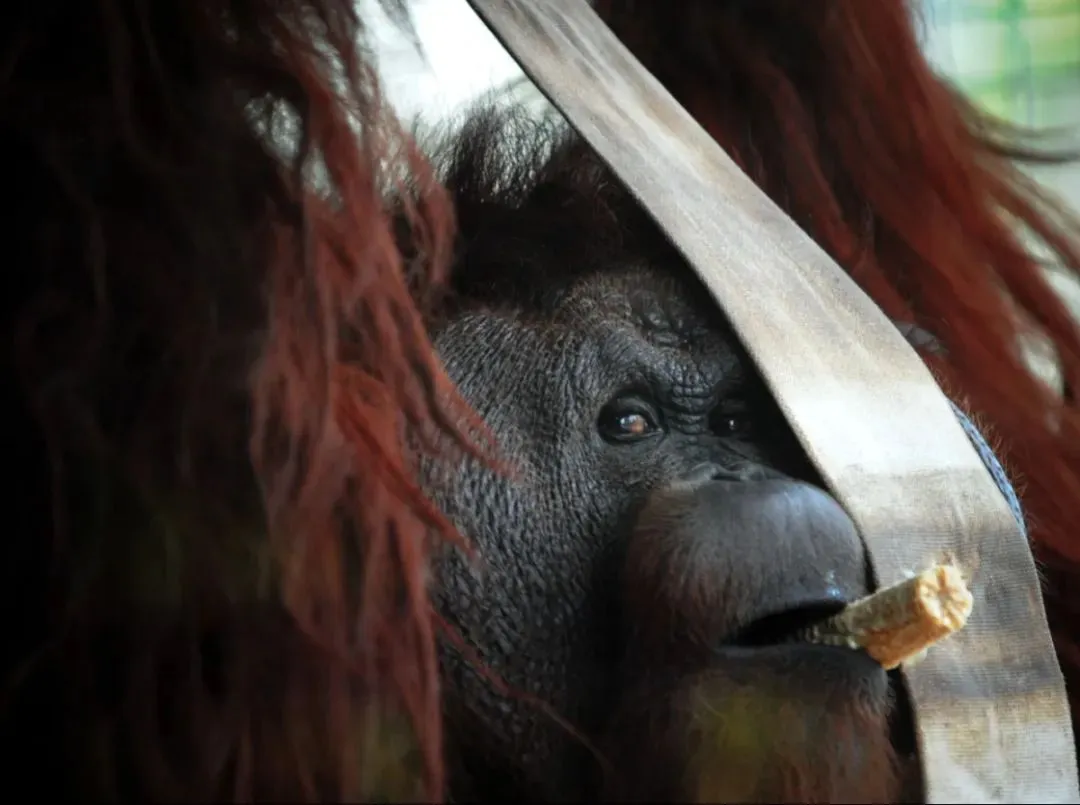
(732, 600, 850, 647)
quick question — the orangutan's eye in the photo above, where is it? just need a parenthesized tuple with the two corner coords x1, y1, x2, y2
(598, 398, 663, 444)
(715, 414, 755, 439)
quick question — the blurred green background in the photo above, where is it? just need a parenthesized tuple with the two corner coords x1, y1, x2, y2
(921, 0, 1080, 206)
(923, 0, 1080, 129)
(922, 0, 1080, 376)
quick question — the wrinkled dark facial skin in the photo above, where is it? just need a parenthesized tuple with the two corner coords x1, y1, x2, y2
(425, 261, 919, 803)
(413, 121, 921, 803)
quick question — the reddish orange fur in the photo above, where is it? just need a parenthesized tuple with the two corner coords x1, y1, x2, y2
(3, 0, 1080, 801)
(2, 1, 474, 799)
(604, 664, 904, 803)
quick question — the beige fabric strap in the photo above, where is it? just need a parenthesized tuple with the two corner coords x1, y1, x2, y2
(462, 1, 1080, 801)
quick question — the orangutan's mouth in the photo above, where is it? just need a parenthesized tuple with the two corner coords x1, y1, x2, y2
(732, 601, 850, 647)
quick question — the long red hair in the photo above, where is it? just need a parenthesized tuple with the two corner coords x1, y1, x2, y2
(2, 0, 1078, 800)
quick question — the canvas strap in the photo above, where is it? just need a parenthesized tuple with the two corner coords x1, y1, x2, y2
(463, 1, 1080, 801)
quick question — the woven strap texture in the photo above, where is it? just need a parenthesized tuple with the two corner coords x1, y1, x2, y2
(463, 1, 1080, 801)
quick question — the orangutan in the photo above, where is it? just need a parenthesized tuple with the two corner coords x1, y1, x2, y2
(3, 1, 1079, 802)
